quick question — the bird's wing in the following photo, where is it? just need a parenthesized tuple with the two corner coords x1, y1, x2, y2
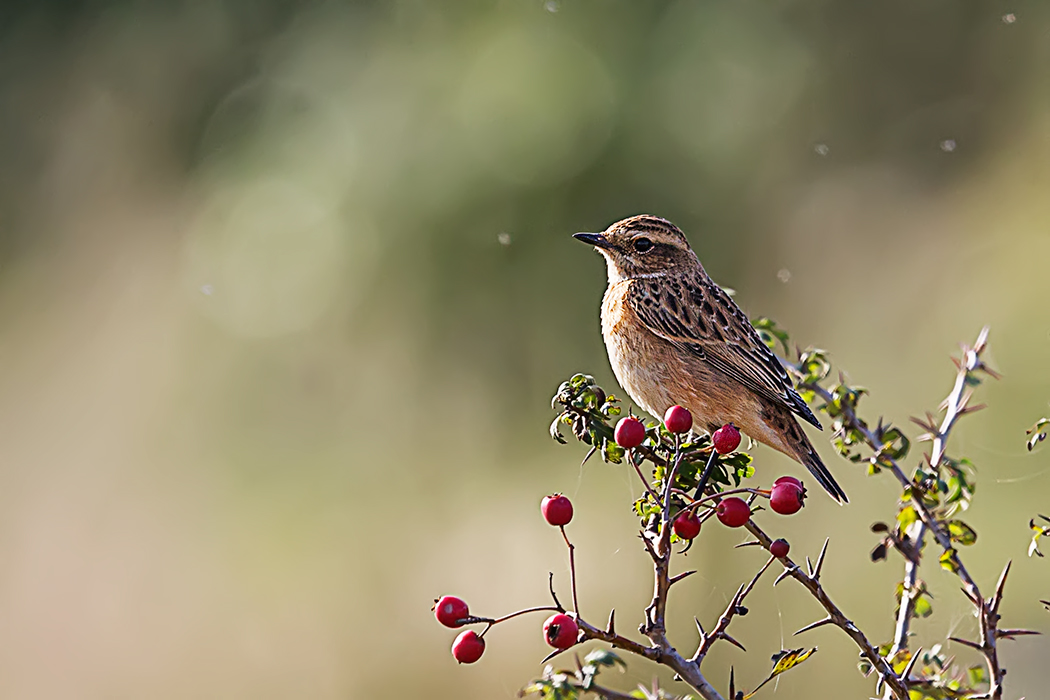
(627, 278, 821, 429)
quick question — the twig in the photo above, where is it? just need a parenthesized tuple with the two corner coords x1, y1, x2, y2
(802, 329, 1028, 700)
(561, 525, 580, 615)
(691, 556, 776, 662)
(628, 449, 662, 503)
(742, 519, 911, 700)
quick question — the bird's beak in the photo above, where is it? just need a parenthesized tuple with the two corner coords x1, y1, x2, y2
(573, 232, 613, 250)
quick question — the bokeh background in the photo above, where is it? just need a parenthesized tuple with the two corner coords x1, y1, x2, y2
(0, 1, 1047, 698)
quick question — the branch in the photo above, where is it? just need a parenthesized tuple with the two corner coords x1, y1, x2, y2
(742, 519, 911, 700)
(801, 329, 1031, 699)
(576, 615, 725, 700)
(691, 556, 776, 662)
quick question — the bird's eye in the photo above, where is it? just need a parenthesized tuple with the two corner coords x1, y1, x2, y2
(633, 237, 654, 253)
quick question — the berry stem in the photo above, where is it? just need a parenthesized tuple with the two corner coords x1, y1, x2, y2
(560, 525, 580, 615)
(465, 605, 567, 636)
(628, 448, 661, 502)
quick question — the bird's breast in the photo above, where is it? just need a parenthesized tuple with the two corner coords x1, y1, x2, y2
(599, 280, 759, 429)
(600, 282, 679, 419)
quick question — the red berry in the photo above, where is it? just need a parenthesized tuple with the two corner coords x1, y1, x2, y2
(712, 423, 741, 454)
(541, 494, 573, 527)
(434, 595, 470, 628)
(715, 497, 751, 528)
(770, 538, 790, 558)
(614, 416, 646, 448)
(770, 482, 806, 515)
(673, 510, 701, 540)
(543, 613, 579, 649)
(774, 476, 804, 489)
(451, 630, 485, 663)
(663, 405, 693, 434)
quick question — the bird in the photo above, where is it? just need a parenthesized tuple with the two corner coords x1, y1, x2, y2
(573, 214, 848, 502)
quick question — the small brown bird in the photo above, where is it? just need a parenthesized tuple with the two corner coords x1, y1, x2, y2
(574, 214, 847, 502)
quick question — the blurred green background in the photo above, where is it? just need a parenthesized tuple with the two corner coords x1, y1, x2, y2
(0, 1, 1048, 698)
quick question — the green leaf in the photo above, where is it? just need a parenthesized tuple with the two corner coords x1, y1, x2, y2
(752, 317, 791, 355)
(947, 520, 977, 546)
(897, 506, 918, 531)
(967, 665, 988, 687)
(742, 648, 818, 699)
(583, 649, 625, 670)
(914, 591, 933, 618)
(939, 548, 960, 573)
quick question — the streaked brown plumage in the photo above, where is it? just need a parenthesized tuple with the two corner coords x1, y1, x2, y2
(574, 215, 847, 502)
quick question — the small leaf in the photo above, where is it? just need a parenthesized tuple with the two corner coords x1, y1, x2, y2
(967, 665, 988, 686)
(939, 548, 960, 573)
(947, 520, 978, 546)
(897, 506, 918, 531)
(914, 592, 933, 618)
(583, 649, 625, 670)
(770, 647, 817, 675)
(741, 648, 818, 699)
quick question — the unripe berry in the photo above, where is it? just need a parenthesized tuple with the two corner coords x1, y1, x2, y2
(774, 475, 804, 489)
(672, 510, 701, 540)
(770, 538, 790, 558)
(543, 613, 579, 649)
(614, 416, 646, 449)
(770, 482, 806, 515)
(663, 405, 693, 434)
(541, 494, 573, 527)
(451, 630, 485, 663)
(712, 423, 741, 454)
(715, 497, 751, 528)
(434, 595, 470, 628)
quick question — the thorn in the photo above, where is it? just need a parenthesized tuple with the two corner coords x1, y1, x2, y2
(734, 540, 763, 548)
(719, 632, 747, 652)
(580, 445, 597, 466)
(805, 556, 814, 577)
(694, 616, 706, 639)
(641, 533, 659, 559)
(875, 672, 885, 695)
(981, 364, 1002, 380)
(774, 565, 798, 586)
(606, 609, 616, 634)
(960, 586, 979, 607)
(548, 572, 565, 612)
(949, 636, 982, 651)
(814, 538, 830, 580)
(669, 570, 697, 586)
(991, 560, 1012, 610)
(901, 647, 922, 679)
(793, 617, 834, 636)
(996, 629, 1042, 639)
(729, 667, 736, 698)
(909, 415, 936, 433)
(540, 646, 572, 664)
(975, 326, 990, 351)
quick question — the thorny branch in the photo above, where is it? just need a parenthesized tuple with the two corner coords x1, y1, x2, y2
(529, 328, 1041, 700)
(741, 520, 911, 700)
(798, 328, 1037, 699)
(691, 555, 776, 663)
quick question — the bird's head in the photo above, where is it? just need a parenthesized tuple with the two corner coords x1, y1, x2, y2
(573, 215, 699, 282)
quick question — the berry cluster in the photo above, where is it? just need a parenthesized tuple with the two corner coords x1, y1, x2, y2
(435, 404, 809, 666)
(433, 492, 583, 664)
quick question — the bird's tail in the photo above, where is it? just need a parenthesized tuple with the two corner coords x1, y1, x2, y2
(797, 438, 849, 503)
(759, 404, 849, 503)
